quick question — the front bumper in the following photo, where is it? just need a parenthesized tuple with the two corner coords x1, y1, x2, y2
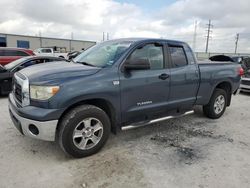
(8, 93, 58, 141)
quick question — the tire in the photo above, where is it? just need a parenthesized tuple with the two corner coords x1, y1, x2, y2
(58, 105, 111, 158)
(203, 88, 227, 119)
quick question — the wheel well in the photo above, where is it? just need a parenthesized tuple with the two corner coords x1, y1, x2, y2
(57, 99, 117, 134)
(215, 82, 232, 106)
(59, 56, 65, 59)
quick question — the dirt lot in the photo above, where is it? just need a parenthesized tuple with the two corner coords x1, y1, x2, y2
(0, 93, 250, 188)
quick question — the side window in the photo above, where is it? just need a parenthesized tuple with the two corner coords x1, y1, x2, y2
(16, 51, 29, 56)
(41, 49, 52, 53)
(44, 58, 63, 62)
(169, 46, 188, 67)
(44, 58, 52, 62)
(4, 50, 29, 56)
(22, 59, 44, 68)
(127, 44, 164, 70)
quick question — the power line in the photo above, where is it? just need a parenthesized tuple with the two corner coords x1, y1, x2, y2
(235, 33, 239, 54)
(205, 19, 213, 53)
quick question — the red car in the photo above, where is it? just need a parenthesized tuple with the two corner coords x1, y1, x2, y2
(0, 47, 35, 66)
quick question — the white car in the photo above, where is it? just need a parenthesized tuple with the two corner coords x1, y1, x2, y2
(34, 48, 67, 59)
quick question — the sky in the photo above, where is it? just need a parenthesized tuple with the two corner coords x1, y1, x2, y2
(0, 0, 250, 53)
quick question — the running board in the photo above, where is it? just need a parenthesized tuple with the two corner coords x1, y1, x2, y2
(122, 110, 194, 131)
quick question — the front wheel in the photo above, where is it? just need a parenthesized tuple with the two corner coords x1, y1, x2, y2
(58, 105, 111, 158)
(203, 88, 227, 119)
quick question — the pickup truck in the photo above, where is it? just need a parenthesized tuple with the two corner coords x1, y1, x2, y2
(34, 48, 67, 59)
(8, 38, 242, 158)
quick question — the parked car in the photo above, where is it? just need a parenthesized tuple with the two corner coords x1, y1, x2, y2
(8, 38, 242, 158)
(34, 48, 67, 59)
(0, 56, 64, 95)
(231, 56, 250, 64)
(0, 47, 34, 66)
(240, 57, 250, 92)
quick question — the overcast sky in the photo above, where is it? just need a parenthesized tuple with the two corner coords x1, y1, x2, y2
(0, 0, 250, 53)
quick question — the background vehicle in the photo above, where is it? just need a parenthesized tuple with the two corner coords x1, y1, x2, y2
(231, 56, 250, 64)
(240, 57, 250, 92)
(9, 38, 242, 158)
(0, 56, 64, 95)
(0, 47, 34, 66)
(34, 47, 67, 59)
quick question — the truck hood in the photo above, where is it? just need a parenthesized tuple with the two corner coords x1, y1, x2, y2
(19, 61, 101, 84)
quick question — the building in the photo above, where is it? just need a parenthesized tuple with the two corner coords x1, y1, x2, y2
(0, 33, 96, 52)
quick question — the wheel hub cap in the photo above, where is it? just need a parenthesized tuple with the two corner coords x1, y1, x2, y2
(214, 95, 225, 114)
(72, 118, 103, 150)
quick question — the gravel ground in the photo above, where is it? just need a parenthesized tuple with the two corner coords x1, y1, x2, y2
(0, 93, 250, 188)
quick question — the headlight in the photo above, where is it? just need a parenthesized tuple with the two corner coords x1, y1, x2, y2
(30, 85, 60, 100)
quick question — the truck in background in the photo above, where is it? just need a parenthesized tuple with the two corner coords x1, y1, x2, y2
(34, 47, 67, 59)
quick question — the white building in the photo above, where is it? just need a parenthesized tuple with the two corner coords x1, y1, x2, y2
(0, 33, 96, 52)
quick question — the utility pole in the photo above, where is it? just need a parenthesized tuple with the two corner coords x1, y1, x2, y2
(102, 32, 105, 41)
(235, 33, 239, 54)
(69, 32, 73, 52)
(205, 19, 213, 53)
(107, 32, 109, 40)
(192, 20, 197, 52)
(39, 31, 42, 47)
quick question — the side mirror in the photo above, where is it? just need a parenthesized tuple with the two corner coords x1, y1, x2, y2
(123, 59, 150, 71)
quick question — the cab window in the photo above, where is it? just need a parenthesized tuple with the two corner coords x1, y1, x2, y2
(127, 43, 164, 70)
(169, 46, 188, 67)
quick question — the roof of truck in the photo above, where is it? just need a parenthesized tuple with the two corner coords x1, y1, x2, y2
(106, 38, 186, 45)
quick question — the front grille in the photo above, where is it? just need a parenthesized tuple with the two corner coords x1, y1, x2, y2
(13, 79, 22, 104)
(241, 80, 250, 86)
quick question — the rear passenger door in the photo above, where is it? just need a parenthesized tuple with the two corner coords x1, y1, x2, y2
(167, 43, 199, 109)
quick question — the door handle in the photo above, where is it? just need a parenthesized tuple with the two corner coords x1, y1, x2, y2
(158, 73, 169, 80)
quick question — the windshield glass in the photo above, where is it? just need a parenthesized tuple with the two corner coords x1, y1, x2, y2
(73, 40, 133, 67)
(4, 57, 31, 70)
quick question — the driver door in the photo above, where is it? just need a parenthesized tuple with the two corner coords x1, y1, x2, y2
(119, 42, 171, 124)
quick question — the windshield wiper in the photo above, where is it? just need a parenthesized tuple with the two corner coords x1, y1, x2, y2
(76, 61, 96, 67)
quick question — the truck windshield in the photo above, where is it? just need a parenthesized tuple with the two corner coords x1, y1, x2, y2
(73, 40, 133, 67)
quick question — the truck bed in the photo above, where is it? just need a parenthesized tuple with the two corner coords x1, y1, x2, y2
(195, 60, 241, 106)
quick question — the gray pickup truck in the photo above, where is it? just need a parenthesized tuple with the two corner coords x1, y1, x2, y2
(8, 38, 242, 158)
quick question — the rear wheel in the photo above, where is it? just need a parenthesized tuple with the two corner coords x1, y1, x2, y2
(203, 88, 227, 119)
(58, 105, 111, 158)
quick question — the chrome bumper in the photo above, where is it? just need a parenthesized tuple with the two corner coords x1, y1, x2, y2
(9, 103, 58, 141)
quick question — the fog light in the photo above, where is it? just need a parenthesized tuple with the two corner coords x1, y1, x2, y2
(29, 124, 39, 135)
